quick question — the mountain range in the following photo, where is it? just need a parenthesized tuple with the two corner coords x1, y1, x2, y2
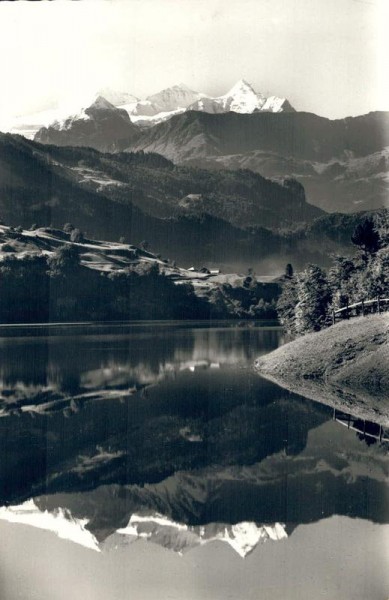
(11, 80, 293, 139)
(32, 80, 294, 145)
(28, 84, 389, 214)
(120, 79, 294, 125)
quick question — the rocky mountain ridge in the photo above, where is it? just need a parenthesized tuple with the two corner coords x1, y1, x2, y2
(35, 96, 139, 152)
(127, 110, 389, 213)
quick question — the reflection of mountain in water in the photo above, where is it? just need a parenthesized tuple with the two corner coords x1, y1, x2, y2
(0, 500, 100, 552)
(0, 500, 288, 558)
(0, 373, 326, 505)
(114, 514, 288, 557)
(28, 413, 388, 544)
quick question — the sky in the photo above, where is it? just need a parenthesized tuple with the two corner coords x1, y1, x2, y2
(0, 0, 388, 124)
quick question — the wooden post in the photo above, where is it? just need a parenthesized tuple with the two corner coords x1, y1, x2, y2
(332, 309, 335, 326)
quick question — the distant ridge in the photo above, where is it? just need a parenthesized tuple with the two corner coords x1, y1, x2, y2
(126, 109, 389, 213)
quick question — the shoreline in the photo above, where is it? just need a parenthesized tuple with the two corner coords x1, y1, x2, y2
(255, 313, 389, 426)
(0, 318, 280, 328)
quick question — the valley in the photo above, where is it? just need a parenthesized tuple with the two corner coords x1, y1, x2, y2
(0, 132, 373, 273)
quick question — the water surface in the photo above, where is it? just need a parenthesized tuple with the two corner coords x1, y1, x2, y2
(0, 322, 387, 599)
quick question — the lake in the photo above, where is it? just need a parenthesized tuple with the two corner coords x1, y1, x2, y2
(0, 322, 388, 600)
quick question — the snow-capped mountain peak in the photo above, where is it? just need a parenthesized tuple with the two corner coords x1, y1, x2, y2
(261, 95, 295, 113)
(146, 84, 204, 112)
(97, 88, 139, 106)
(88, 95, 117, 110)
(219, 79, 266, 113)
(223, 78, 261, 99)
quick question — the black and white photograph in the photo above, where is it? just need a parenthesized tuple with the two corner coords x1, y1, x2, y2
(0, 0, 388, 598)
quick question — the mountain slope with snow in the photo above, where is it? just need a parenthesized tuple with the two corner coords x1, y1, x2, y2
(187, 79, 293, 115)
(146, 83, 204, 112)
(35, 95, 140, 152)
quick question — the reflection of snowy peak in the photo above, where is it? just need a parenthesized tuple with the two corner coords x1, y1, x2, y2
(0, 502, 287, 558)
(117, 513, 287, 557)
(0, 500, 100, 551)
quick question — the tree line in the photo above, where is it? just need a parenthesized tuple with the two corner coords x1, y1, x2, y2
(0, 226, 280, 323)
(277, 210, 389, 336)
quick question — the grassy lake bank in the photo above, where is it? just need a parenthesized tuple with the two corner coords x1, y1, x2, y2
(255, 313, 389, 425)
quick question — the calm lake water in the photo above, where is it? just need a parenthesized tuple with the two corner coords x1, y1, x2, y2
(0, 322, 388, 600)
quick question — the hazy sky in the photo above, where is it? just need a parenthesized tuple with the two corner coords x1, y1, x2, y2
(0, 0, 388, 122)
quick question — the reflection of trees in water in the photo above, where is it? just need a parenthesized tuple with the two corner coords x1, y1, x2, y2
(354, 419, 383, 446)
(0, 341, 50, 388)
(177, 327, 281, 365)
(333, 410, 388, 446)
(0, 329, 193, 394)
(0, 326, 282, 396)
(356, 432, 377, 446)
(0, 383, 328, 506)
(2, 382, 388, 534)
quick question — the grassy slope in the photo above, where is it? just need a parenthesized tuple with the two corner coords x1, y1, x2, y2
(0, 225, 211, 283)
(0, 225, 280, 320)
(255, 314, 389, 425)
